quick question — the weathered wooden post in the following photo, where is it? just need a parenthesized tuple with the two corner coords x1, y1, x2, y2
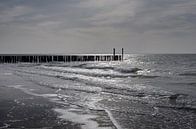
(122, 48, 124, 61)
(113, 48, 115, 61)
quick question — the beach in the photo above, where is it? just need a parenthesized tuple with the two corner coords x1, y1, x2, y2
(0, 54, 196, 129)
(0, 64, 117, 129)
(0, 72, 81, 129)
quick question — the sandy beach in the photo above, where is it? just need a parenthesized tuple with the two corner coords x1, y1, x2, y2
(0, 65, 82, 129)
(0, 64, 117, 129)
(0, 57, 196, 129)
(0, 83, 82, 129)
(0, 0, 196, 128)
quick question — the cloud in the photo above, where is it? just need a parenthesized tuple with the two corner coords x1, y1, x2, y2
(131, 0, 196, 34)
(0, 5, 33, 24)
(0, 0, 196, 53)
(77, 0, 139, 25)
(1, 0, 195, 33)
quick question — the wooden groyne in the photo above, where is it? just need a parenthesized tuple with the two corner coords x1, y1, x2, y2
(0, 54, 122, 63)
(0, 48, 124, 63)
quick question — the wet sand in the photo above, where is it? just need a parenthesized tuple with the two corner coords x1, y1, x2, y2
(0, 65, 117, 129)
(1, 62, 196, 129)
(0, 86, 81, 129)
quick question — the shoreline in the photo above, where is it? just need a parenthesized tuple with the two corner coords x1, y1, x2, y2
(0, 85, 81, 129)
(1, 60, 196, 129)
(0, 65, 118, 129)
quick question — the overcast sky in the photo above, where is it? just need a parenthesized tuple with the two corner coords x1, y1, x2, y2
(0, 0, 196, 54)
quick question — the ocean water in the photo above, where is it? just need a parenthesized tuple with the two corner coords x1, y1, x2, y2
(1, 54, 196, 129)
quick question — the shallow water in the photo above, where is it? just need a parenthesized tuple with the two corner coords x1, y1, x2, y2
(1, 54, 196, 129)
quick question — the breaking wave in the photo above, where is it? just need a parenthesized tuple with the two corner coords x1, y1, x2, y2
(179, 72, 196, 76)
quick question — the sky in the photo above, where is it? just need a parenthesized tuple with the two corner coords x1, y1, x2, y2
(0, 0, 196, 54)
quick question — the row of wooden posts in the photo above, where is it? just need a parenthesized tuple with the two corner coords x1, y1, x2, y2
(0, 48, 124, 63)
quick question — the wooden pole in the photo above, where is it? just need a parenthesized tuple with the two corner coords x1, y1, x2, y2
(113, 48, 115, 61)
(122, 48, 124, 61)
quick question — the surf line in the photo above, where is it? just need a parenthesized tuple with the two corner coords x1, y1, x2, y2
(105, 109, 123, 129)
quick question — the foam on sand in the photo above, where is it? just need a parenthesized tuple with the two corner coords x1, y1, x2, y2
(54, 108, 113, 129)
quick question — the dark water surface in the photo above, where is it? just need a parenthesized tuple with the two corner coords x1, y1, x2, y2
(1, 54, 196, 129)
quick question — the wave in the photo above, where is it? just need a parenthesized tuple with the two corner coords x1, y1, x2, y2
(39, 65, 157, 80)
(179, 72, 196, 76)
(13, 65, 164, 104)
(15, 71, 101, 94)
(114, 68, 142, 74)
(14, 69, 161, 99)
(18, 63, 41, 67)
(188, 83, 196, 86)
(41, 62, 142, 73)
(14, 66, 160, 100)
(47, 67, 158, 79)
(171, 82, 196, 87)
(157, 105, 196, 111)
(74, 65, 142, 74)
(168, 93, 188, 100)
(130, 75, 159, 79)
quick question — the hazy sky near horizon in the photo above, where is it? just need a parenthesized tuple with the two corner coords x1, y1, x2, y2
(0, 0, 196, 54)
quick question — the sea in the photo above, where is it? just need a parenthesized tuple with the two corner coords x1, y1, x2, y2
(1, 54, 196, 129)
